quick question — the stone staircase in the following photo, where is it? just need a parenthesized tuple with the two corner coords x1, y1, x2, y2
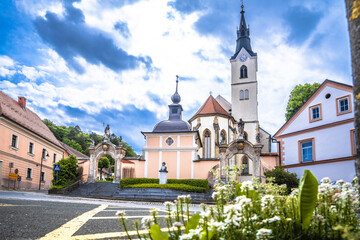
(67, 182, 213, 203)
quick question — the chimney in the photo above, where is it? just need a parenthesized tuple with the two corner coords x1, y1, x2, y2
(18, 96, 27, 109)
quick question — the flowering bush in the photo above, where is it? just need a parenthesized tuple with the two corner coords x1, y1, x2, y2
(117, 171, 360, 240)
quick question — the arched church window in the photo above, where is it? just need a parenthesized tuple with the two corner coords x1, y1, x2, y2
(242, 157, 249, 174)
(240, 90, 244, 100)
(220, 130, 227, 145)
(240, 65, 248, 79)
(244, 132, 248, 141)
(204, 130, 211, 158)
(245, 89, 249, 100)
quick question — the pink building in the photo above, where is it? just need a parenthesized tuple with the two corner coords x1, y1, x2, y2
(136, 78, 202, 179)
(0, 91, 90, 189)
(0, 91, 65, 190)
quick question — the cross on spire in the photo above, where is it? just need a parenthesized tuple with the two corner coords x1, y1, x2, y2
(176, 75, 179, 93)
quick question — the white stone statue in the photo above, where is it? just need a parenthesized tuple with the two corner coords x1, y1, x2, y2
(159, 162, 168, 184)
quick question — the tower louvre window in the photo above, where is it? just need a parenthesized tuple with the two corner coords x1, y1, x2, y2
(240, 65, 248, 78)
(245, 89, 249, 99)
(240, 90, 244, 100)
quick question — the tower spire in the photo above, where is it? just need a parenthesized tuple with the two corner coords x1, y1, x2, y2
(231, 1, 254, 59)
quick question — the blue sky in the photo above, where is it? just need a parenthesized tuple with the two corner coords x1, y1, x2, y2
(0, 0, 352, 153)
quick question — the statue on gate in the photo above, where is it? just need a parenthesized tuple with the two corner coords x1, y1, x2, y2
(238, 118, 245, 139)
(104, 124, 111, 141)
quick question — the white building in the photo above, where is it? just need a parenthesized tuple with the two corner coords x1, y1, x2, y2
(188, 4, 275, 182)
(274, 80, 356, 182)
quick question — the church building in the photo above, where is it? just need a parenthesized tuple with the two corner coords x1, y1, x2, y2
(134, 4, 278, 181)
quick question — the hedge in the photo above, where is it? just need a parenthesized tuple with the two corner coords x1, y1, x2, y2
(127, 183, 207, 193)
(120, 178, 209, 190)
(120, 178, 159, 188)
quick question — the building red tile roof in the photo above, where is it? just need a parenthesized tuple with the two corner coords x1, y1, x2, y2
(121, 159, 134, 164)
(59, 141, 89, 160)
(0, 91, 63, 149)
(190, 95, 231, 120)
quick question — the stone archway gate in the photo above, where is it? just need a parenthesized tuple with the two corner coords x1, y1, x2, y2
(87, 141, 126, 183)
(219, 138, 263, 181)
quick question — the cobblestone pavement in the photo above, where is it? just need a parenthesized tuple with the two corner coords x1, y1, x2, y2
(0, 190, 200, 239)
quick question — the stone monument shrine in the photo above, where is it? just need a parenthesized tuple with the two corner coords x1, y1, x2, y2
(88, 125, 126, 183)
(159, 162, 168, 184)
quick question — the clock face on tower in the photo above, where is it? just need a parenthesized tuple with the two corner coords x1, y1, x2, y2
(239, 53, 247, 62)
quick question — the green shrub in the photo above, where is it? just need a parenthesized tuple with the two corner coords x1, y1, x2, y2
(119, 178, 209, 190)
(106, 176, 114, 182)
(264, 166, 299, 194)
(120, 178, 159, 188)
(126, 183, 207, 193)
(167, 179, 209, 190)
(52, 155, 79, 187)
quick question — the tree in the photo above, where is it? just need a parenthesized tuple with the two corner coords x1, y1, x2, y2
(264, 166, 299, 194)
(104, 154, 115, 165)
(123, 141, 139, 157)
(52, 155, 79, 186)
(345, 0, 360, 180)
(98, 156, 110, 180)
(285, 83, 321, 121)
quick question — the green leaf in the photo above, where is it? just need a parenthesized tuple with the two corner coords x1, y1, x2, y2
(150, 224, 169, 240)
(185, 213, 201, 234)
(200, 227, 215, 240)
(298, 170, 318, 230)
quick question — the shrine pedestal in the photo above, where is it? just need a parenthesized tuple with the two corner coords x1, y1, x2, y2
(159, 171, 168, 184)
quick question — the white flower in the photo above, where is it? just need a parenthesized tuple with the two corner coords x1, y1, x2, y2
(212, 191, 220, 199)
(141, 216, 153, 228)
(290, 189, 298, 197)
(164, 201, 174, 208)
(336, 179, 345, 186)
(179, 233, 193, 240)
(200, 210, 211, 218)
(342, 182, 352, 190)
(208, 220, 223, 229)
(115, 210, 125, 217)
(216, 185, 227, 192)
(251, 215, 258, 221)
(263, 216, 281, 223)
(353, 176, 358, 184)
(150, 208, 159, 215)
(238, 197, 252, 207)
(261, 195, 275, 207)
(256, 228, 272, 239)
(224, 204, 237, 214)
(189, 228, 202, 236)
(321, 177, 331, 184)
(173, 221, 182, 227)
(241, 181, 254, 191)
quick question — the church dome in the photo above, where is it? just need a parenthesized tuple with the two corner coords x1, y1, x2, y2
(171, 91, 181, 104)
(153, 119, 190, 132)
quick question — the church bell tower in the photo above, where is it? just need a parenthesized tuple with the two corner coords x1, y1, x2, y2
(230, 3, 259, 143)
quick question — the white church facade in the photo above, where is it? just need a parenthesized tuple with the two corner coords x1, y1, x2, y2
(131, 4, 279, 181)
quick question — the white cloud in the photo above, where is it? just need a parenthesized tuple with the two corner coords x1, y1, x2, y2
(2, 0, 352, 152)
(15, 0, 64, 19)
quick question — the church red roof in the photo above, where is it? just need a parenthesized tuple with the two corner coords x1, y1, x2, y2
(0, 91, 63, 148)
(190, 95, 231, 120)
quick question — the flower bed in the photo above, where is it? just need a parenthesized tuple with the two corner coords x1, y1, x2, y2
(116, 170, 360, 239)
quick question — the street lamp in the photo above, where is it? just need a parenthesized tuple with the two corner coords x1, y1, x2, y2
(271, 138, 282, 167)
(39, 149, 49, 190)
